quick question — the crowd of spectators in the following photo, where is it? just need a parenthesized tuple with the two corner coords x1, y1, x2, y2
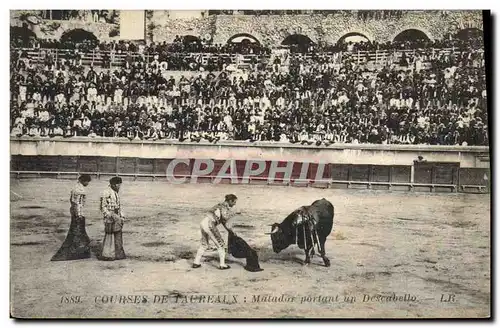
(208, 10, 327, 16)
(21, 37, 272, 56)
(19, 31, 482, 60)
(207, 10, 404, 17)
(144, 36, 271, 55)
(336, 35, 484, 53)
(10, 38, 488, 146)
(14, 45, 268, 73)
(15, 35, 272, 72)
(16, 36, 483, 78)
(286, 34, 484, 54)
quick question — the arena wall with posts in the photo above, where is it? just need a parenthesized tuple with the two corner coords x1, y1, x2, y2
(10, 138, 490, 194)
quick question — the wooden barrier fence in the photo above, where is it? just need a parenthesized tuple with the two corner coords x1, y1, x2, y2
(10, 155, 490, 193)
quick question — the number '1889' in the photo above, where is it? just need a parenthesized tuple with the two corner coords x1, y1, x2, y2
(60, 295, 82, 303)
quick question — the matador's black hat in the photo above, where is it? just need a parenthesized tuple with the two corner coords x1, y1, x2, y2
(110, 177, 123, 185)
(78, 174, 92, 183)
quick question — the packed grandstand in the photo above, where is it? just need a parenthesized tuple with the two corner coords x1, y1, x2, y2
(10, 11, 488, 146)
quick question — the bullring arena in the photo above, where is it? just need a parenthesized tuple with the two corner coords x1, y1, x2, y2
(10, 176, 490, 318)
(10, 9, 490, 319)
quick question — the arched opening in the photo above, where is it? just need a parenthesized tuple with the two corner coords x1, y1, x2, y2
(172, 35, 203, 52)
(393, 29, 430, 42)
(281, 34, 314, 46)
(281, 34, 314, 53)
(10, 25, 37, 47)
(337, 32, 371, 45)
(60, 29, 99, 48)
(226, 33, 262, 54)
(455, 28, 483, 41)
(227, 33, 261, 45)
(182, 35, 201, 44)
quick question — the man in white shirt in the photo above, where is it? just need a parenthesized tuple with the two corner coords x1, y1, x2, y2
(173, 88, 181, 105)
(52, 125, 64, 137)
(338, 91, 349, 105)
(114, 85, 123, 104)
(73, 117, 82, 136)
(299, 129, 309, 143)
(29, 124, 41, 137)
(87, 85, 98, 103)
(56, 92, 66, 104)
(279, 133, 289, 143)
(19, 83, 27, 102)
(38, 108, 50, 122)
(356, 82, 365, 93)
(21, 106, 34, 119)
(82, 116, 92, 129)
(393, 98, 403, 108)
(153, 119, 162, 135)
(11, 123, 24, 137)
(14, 115, 26, 126)
(223, 113, 233, 132)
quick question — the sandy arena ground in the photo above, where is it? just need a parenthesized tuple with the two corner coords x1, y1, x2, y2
(10, 178, 490, 319)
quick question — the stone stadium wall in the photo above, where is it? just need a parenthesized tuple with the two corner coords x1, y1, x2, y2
(11, 10, 484, 46)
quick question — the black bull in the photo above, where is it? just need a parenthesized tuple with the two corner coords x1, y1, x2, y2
(268, 198, 334, 267)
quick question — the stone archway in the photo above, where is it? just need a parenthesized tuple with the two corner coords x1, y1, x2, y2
(227, 33, 261, 45)
(60, 28, 99, 44)
(183, 35, 201, 43)
(281, 34, 315, 52)
(281, 34, 315, 46)
(10, 25, 37, 47)
(392, 29, 431, 42)
(336, 32, 371, 45)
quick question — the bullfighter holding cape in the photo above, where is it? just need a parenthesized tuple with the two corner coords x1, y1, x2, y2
(193, 194, 241, 270)
(99, 176, 126, 261)
(51, 175, 92, 261)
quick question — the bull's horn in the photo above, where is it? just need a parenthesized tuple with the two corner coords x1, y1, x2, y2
(264, 233, 272, 235)
(271, 226, 279, 234)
